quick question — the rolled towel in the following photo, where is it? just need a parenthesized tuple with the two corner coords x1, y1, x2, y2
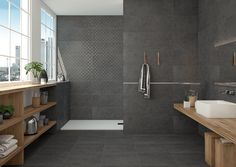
(0, 144, 17, 158)
(0, 139, 18, 153)
(0, 135, 14, 144)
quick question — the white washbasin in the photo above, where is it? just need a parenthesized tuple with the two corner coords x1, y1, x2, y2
(195, 100, 236, 118)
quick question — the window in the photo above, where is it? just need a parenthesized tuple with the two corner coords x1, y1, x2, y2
(0, 0, 30, 82)
(40, 8, 56, 80)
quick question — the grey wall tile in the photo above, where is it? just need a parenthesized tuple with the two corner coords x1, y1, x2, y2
(123, 0, 200, 133)
(58, 16, 123, 120)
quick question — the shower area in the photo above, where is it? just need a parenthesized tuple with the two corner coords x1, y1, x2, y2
(58, 0, 203, 134)
(58, 16, 124, 130)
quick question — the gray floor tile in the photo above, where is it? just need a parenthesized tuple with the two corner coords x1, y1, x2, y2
(4, 131, 207, 167)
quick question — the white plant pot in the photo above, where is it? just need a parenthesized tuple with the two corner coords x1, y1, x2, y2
(183, 101, 191, 109)
(32, 77, 40, 84)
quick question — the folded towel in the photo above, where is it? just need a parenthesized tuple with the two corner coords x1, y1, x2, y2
(0, 139, 18, 153)
(0, 144, 17, 158)
(0, 135, 14, 144)
(138, 64, 150, 99)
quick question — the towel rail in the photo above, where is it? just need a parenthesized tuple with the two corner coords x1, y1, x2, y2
(124, 82, 201, 85)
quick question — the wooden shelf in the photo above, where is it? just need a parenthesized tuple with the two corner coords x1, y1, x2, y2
(24, 121, 56, 148)
(24, 102, 57, 119)
(174, 103, 236, 145)
(0, 117, 22, 132)
(0, 82, 56, 96)
(0, 83, 57, 166)
(0, 146, 22, 166)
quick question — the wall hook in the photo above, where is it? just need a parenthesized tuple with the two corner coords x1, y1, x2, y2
(156, 51, 160, 66)
(233, 51, 236, 66)
(144, 51, 148, 64)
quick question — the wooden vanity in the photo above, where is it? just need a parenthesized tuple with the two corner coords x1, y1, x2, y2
(174, 103, 236, 144)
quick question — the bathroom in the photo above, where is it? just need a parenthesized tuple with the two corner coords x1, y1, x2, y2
(0, 0, 236, 166)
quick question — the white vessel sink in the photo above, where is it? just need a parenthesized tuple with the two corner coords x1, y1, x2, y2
(195, 100, 236, 118)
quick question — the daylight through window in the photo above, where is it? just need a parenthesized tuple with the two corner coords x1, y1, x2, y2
(0, 0, 30, 82)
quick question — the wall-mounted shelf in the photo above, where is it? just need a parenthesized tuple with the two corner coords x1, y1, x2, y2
(24, 102, 57, 119)
(24, 121, 56, 148)
(0, 85, 57, 166)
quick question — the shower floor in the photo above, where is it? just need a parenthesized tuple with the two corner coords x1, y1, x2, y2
(61, 120, 124, 130)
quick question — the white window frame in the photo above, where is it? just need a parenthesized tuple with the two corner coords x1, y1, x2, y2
(0, 0, 31, 83)
(40, 2, 56, 81)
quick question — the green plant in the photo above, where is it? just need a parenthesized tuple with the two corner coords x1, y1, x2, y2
(0, 105, 14, 115)
(184, 95, 189, 101)
(25, 61, 44, 79)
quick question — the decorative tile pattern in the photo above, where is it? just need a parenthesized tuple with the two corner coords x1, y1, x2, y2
(58, 16, 123, 120)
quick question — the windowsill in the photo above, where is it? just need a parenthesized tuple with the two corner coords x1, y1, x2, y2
(0, 81, 32, 87)
(0, 82, 57, 95)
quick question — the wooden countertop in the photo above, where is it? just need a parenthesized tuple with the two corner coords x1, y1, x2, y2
(0, 82, 57, 95)
(174, 103, 236, 144)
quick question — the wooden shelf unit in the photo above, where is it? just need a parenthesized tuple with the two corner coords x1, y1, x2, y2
(0, 86, 57, 166)
(0, 117, 22, 132)
(0, 83, 56, 96)
(0, 147, 23, 167)
(24, 121, 56, 148)
(24, 102, 57, 119)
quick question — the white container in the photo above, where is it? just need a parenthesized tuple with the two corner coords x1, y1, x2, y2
(40, 78, 47, 85)
(183, 101, 191, 108)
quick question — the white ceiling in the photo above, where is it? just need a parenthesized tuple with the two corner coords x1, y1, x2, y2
(42, 0, 123, 15)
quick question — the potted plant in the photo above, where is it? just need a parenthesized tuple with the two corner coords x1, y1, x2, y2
(40, 69, 48, 84)
(25, 61, 44, 84)
(183, 96, 190, 109)
(0, 105, 14, 119)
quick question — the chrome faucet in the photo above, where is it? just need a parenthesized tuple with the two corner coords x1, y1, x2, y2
(220, 90, 235, 95)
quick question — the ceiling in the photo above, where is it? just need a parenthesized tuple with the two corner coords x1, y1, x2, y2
(42, 0, 123, 15)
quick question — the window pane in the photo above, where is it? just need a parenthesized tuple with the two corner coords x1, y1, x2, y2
(10, 57, 20, 81)
(22, 35, 28, 59)
(0, 0, 9, 27)
(45, 27, 50, 44)
(11, 0, 20, 8)
(21, 10, 28, 35)
(21, 0, 28, 12)
(41, 10, 46, 25)
(41, 24, 45, 40)
(10, 4, 20, 32)
(11, 31, 21, 58)
(21, 59, 29, 80)
(45, 13, 51, 28)
(0, 26, 10, 56)
(0, 56, 9, 81)
(50, 16, 53, 30)
(41, 39, 46, 62)
(41, 9, 55, 81)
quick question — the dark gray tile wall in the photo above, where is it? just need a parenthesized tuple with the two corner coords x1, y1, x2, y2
(198, 0, 236, 99)
(123, 0, 201, 133)
(57, 16, 123, 120)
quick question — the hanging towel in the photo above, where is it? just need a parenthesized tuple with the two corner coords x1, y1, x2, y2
(0, 139, 18, 153)
(138, 64, 150, 99)
(0, 135, 14, 144)
(0, 144, 17, 158)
